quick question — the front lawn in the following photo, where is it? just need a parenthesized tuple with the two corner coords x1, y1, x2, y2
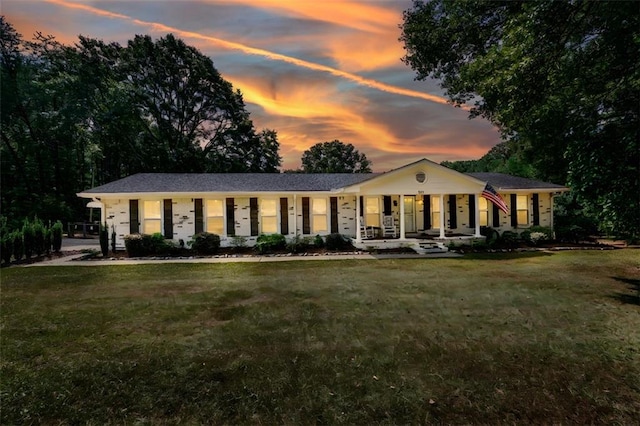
(1, 251, 639, 424)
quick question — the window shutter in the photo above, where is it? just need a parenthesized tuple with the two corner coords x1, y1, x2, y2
(383, 196, 392, 216)
(163, 199, 173, 239)
(423, 195, 431, 229)
(510, 194, 517, 227)
(194, 199, 203, 234)
(302, 197, 310, 234)
(330, 197, 339, 233)
(449, 195, 457, 229)
(532, 193, 540, 226)
(468, 194, 476, 228)
(129, 200, 139, 234)
(359, 196, 364, 218)
(492, 203, 500, 228)
(280, 197, 289, 235)
(250, 198, 259, 236)
(226, 198, 235, 236)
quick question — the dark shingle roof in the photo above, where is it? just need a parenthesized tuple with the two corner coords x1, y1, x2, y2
(466, 172, 567, 190)
(81, 173, 378, 194)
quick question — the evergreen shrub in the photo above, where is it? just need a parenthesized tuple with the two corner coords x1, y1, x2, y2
(190, 232, 221, 255)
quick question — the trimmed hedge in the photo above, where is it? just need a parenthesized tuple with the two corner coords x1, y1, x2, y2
(190, 233, 221, 255)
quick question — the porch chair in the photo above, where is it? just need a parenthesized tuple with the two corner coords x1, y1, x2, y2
(382, 215, 397, 238)
(359, 217, 373, 239)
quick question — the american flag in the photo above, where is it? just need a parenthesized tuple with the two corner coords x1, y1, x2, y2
(482, 183, 509, 214)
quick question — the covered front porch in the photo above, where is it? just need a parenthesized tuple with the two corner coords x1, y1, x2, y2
(352, 193, 483, 244)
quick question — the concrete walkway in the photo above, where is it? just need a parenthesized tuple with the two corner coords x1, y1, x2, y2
(28, 237, 460, 267)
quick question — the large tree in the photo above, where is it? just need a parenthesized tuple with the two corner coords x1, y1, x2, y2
(0, 19, 281, 225)
(401, 0, 639, 239)
(301, 140, 372, 173)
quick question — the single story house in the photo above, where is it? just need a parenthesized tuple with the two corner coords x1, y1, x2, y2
(78, 159, 568, 252)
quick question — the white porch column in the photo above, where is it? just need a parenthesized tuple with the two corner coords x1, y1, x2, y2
(439, 194, 445, 239)
(293, 194, 298, 235)
(399, 194, 405, 239)
(355, 195, 361, 242)
(474, 193, 481, 237)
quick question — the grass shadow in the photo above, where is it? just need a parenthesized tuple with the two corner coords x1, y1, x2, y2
(610, 276, 640, 305)
(456, 251, 555, 261)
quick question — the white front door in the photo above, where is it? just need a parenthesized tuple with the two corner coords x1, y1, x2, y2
(403, 196, 415, 233)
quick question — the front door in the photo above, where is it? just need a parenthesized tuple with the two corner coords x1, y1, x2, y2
(404, 196, 416, 233)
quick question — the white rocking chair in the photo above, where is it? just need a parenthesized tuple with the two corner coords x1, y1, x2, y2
(360, 217, 374, 239)
(382, 215, 397, 238)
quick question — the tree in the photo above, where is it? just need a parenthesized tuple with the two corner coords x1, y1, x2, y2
(1, 19, 281, 226)
(301, 140, 372, 173)
(401, 1, 640, 239)
(441, 141, 535, 177)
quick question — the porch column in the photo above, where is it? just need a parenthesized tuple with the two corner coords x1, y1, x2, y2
(399, 194, 406, 239)
(474, 193, 481, 237)
(293, 194, 298, 235)
(439, 194, 445, 239)
(355, 195, 361, 242)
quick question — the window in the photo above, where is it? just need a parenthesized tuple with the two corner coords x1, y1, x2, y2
(479, 197, 489, 226)
(143, 200, 161, 234)
(261, 199, 278, 233)
(312, 198, 327, 233)
(206, 199, 224, 235)
(517, 195, 529, 225)
(431, 196, 441, 229)
(365, 197, 380, 227)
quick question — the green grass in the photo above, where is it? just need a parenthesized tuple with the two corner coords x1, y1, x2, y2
(2, 251, 639, 424)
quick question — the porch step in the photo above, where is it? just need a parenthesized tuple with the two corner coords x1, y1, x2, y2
(410, 241, 448, 254)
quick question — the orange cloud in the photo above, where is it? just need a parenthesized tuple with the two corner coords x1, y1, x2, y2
(44, 0, 457, 108)
(218, 0, 400, 34)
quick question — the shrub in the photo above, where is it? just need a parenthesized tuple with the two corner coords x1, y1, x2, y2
(325, 233, 350, 251)
(22, 219, 34, 259)
(44, 227, 52, 255)
(255, 233, 286, 254)
(229, 235, 248, 251)
(51, 221, 63, 252)
(1, 234, 13, 264)
(124, 233, 171, 257)
(32, 218, 45, 257)
(529, 225, 553, 240)
(100, 222, 109, 257)
(286, 234, 312, 253)
(190, 232, 221, 255)
(13, 231, 24, 261)
(500, 230, 519, 248)
(480, 226, 499, 246)
(313, 235, 325, 248)
(110, 226, 117, 253)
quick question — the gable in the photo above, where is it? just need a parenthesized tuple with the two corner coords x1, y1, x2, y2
(341, 158, 486, 195)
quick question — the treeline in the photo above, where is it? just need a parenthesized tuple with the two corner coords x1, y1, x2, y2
(1, 17, 281, 228)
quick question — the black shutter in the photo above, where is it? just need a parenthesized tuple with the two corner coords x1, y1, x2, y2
(330, 197, 339, 233)
(226, 198, 235, 236)
(449, 195, 457, 229)
(423, 195, 431, 230)
(163, 199, 172, 238)
(302, 197, 310, 234)
(492, 203, 500, 228)
(383, 196, 392, 216)
(532, 193, 540, 226)
(359, 196, 364, 218)
(194, 199, 203, 234)
(469, 194, 476, 228)
(250, 198, 259, 236)
(129, 200, 139, 234)
(280, 197, 289, 235)
(510, 194, 517, 227)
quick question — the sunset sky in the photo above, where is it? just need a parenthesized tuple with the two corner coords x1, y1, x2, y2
(3, 0, 502, 171)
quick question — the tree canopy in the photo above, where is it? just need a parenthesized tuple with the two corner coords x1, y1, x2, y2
(401, 0, 639, 239)
(0, 18, 281, 225)
(301, 140, 372, 173)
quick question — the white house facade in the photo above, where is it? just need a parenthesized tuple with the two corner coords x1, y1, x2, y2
(77, 159, 567, 251)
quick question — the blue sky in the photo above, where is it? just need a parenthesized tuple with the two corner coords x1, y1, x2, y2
(3, 0, 501, 171)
